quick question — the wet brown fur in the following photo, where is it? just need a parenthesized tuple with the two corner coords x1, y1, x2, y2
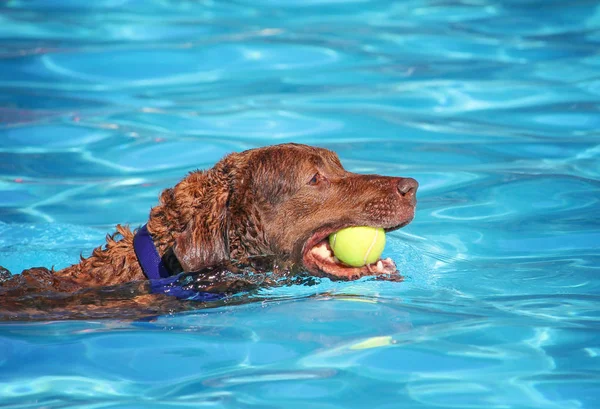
(0, 143, 417, 319)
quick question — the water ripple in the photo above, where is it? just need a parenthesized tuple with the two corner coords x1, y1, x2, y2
(1, 0, 599, 408)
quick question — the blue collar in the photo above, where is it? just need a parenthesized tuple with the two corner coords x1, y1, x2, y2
(134, 224, 221, 301)
(133, 224, 173, 280)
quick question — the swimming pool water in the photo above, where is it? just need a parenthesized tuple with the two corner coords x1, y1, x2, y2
(1, 0, 599, 407)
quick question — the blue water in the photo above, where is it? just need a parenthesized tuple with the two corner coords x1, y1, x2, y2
(1, 0, 599, 407)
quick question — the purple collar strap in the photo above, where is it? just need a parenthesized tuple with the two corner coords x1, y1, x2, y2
(133, 224, 172, 280)
(133, 224, 221, 301)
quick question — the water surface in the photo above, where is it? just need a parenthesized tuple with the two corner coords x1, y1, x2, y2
(1, 0, 599, 408)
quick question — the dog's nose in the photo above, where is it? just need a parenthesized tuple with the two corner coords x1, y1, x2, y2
(398, 177, 418, 197)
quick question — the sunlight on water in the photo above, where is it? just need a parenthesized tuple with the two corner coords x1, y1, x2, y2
(1, 0, 599, 408)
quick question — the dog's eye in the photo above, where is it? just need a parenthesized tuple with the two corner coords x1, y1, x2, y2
(308, 173, 320, 186)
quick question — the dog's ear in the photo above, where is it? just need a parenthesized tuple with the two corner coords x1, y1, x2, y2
(173, 212, 229, 272)
(172, 163, 233, 273)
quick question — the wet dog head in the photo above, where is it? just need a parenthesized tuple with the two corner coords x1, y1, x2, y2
(165, 143, 417, 280)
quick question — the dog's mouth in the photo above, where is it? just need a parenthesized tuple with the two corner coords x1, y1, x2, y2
(302, 223, 406, 280)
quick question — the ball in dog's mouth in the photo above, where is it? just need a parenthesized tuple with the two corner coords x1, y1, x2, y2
(306, 239, 396, 279)
(302, 229, 397, 280)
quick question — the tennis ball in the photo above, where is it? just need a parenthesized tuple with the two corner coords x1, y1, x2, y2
(329, 226, 386, 267)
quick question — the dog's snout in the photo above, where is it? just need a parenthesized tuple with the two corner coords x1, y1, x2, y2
(397, 177, 418, 197)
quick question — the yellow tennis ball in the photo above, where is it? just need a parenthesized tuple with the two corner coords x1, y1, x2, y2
(329, 226, 386, 267)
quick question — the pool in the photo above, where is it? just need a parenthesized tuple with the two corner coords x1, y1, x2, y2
(1, 0, 599, 407)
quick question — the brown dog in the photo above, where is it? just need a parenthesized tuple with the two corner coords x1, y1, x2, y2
(0, 143, 417, 318)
